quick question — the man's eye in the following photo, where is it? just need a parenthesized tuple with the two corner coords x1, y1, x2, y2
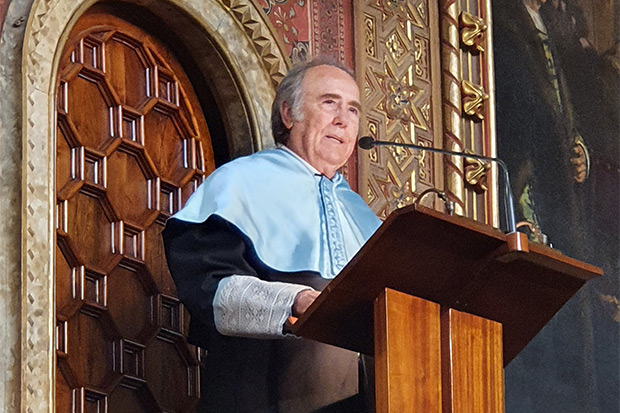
(324, 99, 335, 105)
(349, 107, 359, 115)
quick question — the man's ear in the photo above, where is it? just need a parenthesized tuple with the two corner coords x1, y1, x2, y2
(281, 101, 295, 129)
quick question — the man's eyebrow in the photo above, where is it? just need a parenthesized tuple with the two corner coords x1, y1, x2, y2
(320, 93, 362, 110)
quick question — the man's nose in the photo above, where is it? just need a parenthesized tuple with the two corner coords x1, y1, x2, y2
(332, 106, 348, 127)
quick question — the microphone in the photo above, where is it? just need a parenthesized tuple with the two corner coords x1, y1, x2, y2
(358, 136, 517, 234)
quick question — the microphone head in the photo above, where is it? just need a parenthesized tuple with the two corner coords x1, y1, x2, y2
(358, 136, 376, 150)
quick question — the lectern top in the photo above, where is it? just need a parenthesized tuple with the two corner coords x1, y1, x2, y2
(291, 205, 602, 365)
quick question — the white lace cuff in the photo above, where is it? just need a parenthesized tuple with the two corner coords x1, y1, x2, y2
(213, 275, 313, 338)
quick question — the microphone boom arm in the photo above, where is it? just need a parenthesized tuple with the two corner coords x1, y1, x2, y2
(359, 137, 517, 234)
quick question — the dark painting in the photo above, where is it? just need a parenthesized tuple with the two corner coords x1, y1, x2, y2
(492, 0, 619, 412)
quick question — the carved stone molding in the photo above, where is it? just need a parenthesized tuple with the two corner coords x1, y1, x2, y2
(219, 0, 290, 87)
(14, 0, 284, 411)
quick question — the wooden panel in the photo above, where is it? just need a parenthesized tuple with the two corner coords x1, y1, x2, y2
(441, 308, 504, 413)
(55, 8, 214, 412)
(375, 288, 442, 413)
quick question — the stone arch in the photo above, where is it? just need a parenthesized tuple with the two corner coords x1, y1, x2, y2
(16, 0, 289, 410)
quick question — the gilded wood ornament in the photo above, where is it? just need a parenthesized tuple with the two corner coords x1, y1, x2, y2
(439, 0, 466, 214)
(459, 11, 487, 53)
(359, 0, 497, 224)
(438, 0, 497, 226)
(364, 14, 377, 59)
(461, 79, 489, 121)
(357, 0, 441, 219)
(464, 154, 491, 192)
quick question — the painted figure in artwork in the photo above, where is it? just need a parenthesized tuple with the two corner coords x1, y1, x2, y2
(493, 0, 620, 411)
(494, 0, 590, 253)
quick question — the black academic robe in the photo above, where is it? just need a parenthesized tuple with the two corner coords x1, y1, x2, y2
(163, 215, 370, 412)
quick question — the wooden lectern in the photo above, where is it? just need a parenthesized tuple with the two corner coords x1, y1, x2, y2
(289, 205, 602, 412)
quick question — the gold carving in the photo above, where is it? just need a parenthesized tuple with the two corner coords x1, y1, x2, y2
(389, 145, 409, 165)
(368, 121, 378, 136)
(459, 11, 487, 53)
(384, 0, 406, 9)
(461, 79, 488, 121)
(359, 0, 434, 217)
(364, 14, 376, 58)
(367, 186, 377, 204)
(440, 1, 497, 225)
(392, 180, 414, 209)
(386, 31, 407, 62)
(372, 62, 428, 130)
(416, 145, 428, 180)
(440, 1, 465, 215)
(386, 135, 415, 171)
(366, 122, 379, 163)
(416, 3, 426, 20)
(414, 36, 429, 80)
(385, 76, 415, 121)
(420, 102, 430, 122)
(359, 0, 496, 226)
(368, 148, 378, 163)
(464, 154, 491, 192)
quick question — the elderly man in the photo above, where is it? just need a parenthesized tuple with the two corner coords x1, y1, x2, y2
(163, 59, 380, 412)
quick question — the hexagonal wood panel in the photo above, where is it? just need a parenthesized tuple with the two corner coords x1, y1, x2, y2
(55, 9, 215, 412)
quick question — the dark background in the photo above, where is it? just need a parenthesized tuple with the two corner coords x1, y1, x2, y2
(493, 0, 619, 412)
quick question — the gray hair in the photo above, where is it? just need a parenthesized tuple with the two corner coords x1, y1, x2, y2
(271, 57, 356, 145)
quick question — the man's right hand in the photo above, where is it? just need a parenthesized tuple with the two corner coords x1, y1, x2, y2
(292, 289, 321, 317)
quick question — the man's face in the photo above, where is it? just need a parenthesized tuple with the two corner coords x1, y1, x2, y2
(283, 65, 361, 178)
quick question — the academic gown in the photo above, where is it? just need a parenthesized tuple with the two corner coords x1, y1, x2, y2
(162, 148, 381, 412)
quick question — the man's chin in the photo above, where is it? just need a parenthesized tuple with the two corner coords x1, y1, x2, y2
(328, 157, 353, 172)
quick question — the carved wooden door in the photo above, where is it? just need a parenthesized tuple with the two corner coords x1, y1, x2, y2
(55, 10, 215, 412)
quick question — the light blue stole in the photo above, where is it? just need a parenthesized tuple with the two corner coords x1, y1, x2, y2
(173, 148, 381, 279)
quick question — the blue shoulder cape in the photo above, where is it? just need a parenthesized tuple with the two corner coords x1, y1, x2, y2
(173, 148, 381, 278)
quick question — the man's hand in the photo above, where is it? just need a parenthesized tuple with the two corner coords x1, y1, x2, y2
(571, 143, 588, 183)
(292, 290, 321, 317)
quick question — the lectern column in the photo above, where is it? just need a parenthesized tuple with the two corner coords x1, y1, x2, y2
(374, 288, 442, 412)
(374, 289, 505, 412)
(441, 308, 505, 412)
